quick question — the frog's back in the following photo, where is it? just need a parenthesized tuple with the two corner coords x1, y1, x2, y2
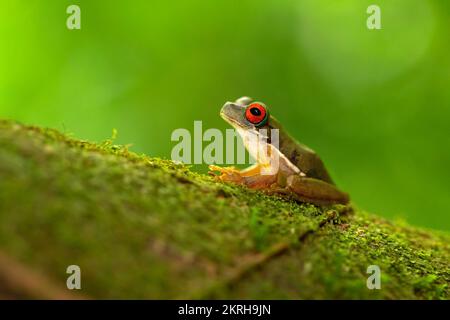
(269, 117, 335, 184)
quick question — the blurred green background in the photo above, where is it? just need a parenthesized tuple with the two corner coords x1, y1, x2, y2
(1, 0, 449, 231)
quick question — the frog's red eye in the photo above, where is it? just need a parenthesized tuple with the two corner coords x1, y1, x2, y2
(245, 103, 268, 127)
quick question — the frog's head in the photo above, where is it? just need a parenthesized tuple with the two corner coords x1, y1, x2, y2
(221, 97, 287, 171)
(220, 97, 277, 162)
(220, 97, 270, 131)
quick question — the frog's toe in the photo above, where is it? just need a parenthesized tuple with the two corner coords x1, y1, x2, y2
(208, 165, 244, 183)
(208, 164, 237, 174)
(266, 184, 290, 194)
(208, 164, 221, 176)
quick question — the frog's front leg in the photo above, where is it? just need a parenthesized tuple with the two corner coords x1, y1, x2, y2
(208, 164, 243, 184)
(284, 175, 350, 206)
(209, 164, 277, 189)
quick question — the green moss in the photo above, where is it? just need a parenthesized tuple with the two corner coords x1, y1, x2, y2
(249, 208, 270, 251)
(0, 119, 448, 299)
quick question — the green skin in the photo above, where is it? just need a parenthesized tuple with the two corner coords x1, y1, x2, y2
(209, 97, 349, 206)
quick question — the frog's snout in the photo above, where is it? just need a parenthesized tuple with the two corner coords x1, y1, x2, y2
(221, 101, 234, 109)
(220, 102, 238, 116)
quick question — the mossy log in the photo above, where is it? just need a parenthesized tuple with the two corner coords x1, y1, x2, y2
(0, 120, 448, 299)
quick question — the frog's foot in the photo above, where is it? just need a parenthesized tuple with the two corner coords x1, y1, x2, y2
(209, 164, 277, 189)
(208, 165, 244, 184)
(261, 185, 290, 199)
(265, 185, 291, 195)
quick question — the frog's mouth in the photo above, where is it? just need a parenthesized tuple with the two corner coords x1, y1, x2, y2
(220, 102, 249, 128)
(220, 112, 260, 138)
(220, 112, 241, 128)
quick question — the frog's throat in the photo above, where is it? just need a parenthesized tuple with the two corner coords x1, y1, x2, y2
(234, 127, 300, 176)
(220, 112, 243, 129)
(235, 127, 261, 159)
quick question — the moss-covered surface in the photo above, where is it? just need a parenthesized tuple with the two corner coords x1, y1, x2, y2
(0, 119, 448, 299)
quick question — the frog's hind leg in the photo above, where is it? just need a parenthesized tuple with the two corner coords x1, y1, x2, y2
(286, 175, 350, 206)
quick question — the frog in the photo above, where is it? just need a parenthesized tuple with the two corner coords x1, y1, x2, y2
(209, 96, 349, 206)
